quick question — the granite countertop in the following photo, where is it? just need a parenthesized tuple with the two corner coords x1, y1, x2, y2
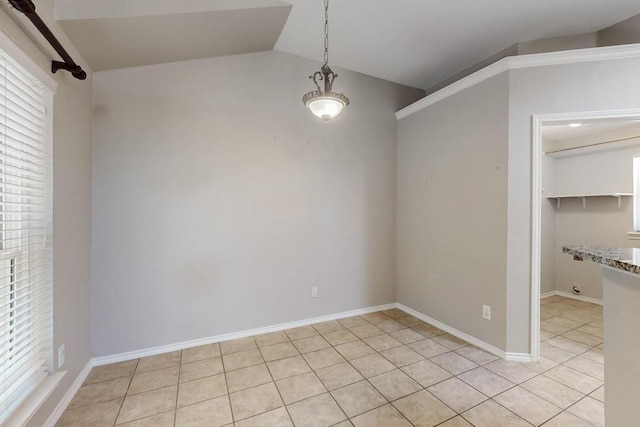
(562, 246, 640, 275)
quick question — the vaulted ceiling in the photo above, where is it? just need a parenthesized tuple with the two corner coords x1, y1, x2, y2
(53, 0, 640, 89)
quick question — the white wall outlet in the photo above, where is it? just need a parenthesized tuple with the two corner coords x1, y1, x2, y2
(311, 287, 319, 298)
(58, 344, 65, 368)
(482, 305, 491, 320)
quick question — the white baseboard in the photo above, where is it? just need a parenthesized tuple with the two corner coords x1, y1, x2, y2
(92, 303, 397, 366)
(542, 290, 603, 306)
(395, 303, 510, 361)
(506, 353, 532, 363)
(42, 362, 93, 427)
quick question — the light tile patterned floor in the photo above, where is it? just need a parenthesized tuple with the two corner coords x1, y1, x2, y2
(56, 296, 604, 426)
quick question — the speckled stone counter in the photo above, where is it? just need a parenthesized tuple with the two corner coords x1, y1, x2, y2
(562, 245, 640, 276)
(563, 245, 640, 426)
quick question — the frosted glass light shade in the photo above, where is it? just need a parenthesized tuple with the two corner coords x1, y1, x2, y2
(307, 96, 347, 121)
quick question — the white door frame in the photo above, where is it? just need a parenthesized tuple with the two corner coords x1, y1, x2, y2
(530, 109, 640, 362)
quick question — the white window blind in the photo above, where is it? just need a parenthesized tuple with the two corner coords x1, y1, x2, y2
(0, 46, 53, 424)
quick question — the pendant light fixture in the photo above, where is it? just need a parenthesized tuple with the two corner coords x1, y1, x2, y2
(302, 0, 349, 122)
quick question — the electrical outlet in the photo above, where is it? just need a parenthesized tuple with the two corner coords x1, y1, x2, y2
(311, 287, 319, 298)
(58, 344, 65, 368)
(482, 305, 491, 320)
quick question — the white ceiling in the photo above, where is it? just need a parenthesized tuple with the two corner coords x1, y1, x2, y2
(53, 0, 640, 89)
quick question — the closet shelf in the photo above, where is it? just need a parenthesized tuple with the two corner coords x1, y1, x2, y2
(546, 193, 632, 209)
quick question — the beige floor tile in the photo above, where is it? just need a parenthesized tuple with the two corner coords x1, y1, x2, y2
(396, 315, 424, 327)
(541, 342, 577, 363)
(226, 363, 272, 393)
(303, 347, 346, 370)
(181, 343, 221, 364)
(128, 366, 179, 395)
(407, 339, 450, 358)
(520, 375, 584, 409)
(220, 337, 257, 355)
(260, 342, 299, 362)
(427, 377, 487, 413)
(117, 385, 178, 424)
(461, 400, 531, 427)
(493, 386, 561, 425)
(180, 357, 224, 383)
(351, 403, 412, 427)
(412, 323, 446, 338)
(361, 312, 390, 325)
(56, 398, 122, 427)
(484, 359, 538, 384)
(137, 351, 181, 374)
(350, 353, 396, 378)
(562, 310, 601, 324)
(177, 374, 227, 407)
(436, 416, 473, 427)
(287, 393, 347, 427)
(543, 365, 603, 394)
(567, 396, 605, 427)
(229, 382, 283, 421)
(575, 324, 603, 338)
(540, 330, 556, 341)
(457, 367, 515, 397)
(393, 389, 456, 427)
(175, 395, 232, 427)
(293, 335, 331, 353)
(526, 356, 558, 375)
(582, 347, 604, 364)
(376, 319, 405, 333)
(562, 330, 603, 347)
(381, 308, 406, 319)
(540, 320, 572, 335)
(369, 369, 421, 401)
(545, 336, 591, 355)
(276, 371, 327, 404)
(546, 316, 583, 329)
(315, 361, 364, 390)
(312, 320, 344, 334)
(267, 355, 311, 380)
(334, 340, 375, 360)
(430, 352, 478, 375)
(401, 359, 452, 388)
(541, 411, 594, 427)
(235, 407, 293, 427)
(254, 331, 290, 348)
(84, 360, 137, 385)
(322, 329, 359, 346)
(379, 345, 424, 367)
(284, 325, 319, 341)
(349, 324, 384, 339)
(331, 380, 387, 418)
(454, 345, 499, 366)
(563, 355, 605, 381)
(431, 333, 469, 350)
(68, 377, 130, 409)
(116, 410, 175, 427)
(223, 348, 264, 372)
(338, 316, 369, 329)
(590, 385, 605, 403)
(388, 328, 425, 344)
(331, 421, 354, 427)
(364, 334, 402, 352)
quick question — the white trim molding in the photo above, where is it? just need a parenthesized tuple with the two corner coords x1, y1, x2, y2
(92, 303, 397, 366)
(42, 363, 92, 427)
(396, 43, 640, 120)
(543, 290, 603, 306)
(395, 303, 509, 361)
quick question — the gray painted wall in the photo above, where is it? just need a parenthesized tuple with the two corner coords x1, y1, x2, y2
(91, 51, 423, 357)
(397, 74, 509, 350)
(0, 2, 94, 426)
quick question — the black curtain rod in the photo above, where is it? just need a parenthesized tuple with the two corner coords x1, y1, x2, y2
(8, 0, 86, 80)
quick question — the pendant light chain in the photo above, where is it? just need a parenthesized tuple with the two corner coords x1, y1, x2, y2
(324, 0, 329, 66)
